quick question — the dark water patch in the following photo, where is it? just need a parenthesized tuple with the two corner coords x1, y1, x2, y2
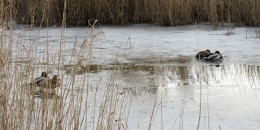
(93, 47, 107, 50)
(122, 86, 158, 96)
(63, 63, 158, 75)
(127, 55, 193, 64)
(112, 64, 260, 96)
(63, 64, 104, 74)
(109, 63, 156, 72)
(12, 60, 32, 64)
(171, 55, 193, 64)
(223, 32, 236, 36)
(63, 62, 260, 95)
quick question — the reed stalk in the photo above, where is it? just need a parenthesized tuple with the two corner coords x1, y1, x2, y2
(1, 0, 259, 27)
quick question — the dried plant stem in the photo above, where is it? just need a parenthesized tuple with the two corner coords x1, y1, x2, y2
(2, 0, 260, 26)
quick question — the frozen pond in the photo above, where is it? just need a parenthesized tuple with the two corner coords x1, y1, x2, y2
(1, 24, 260, 129)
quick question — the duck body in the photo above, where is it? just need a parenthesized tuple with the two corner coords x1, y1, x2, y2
(196, 50, 211, 60)
(30, 74, 61, 92)
(29, 72, 48, 86)
(30, 77, 49, 87)
(205, 51, 223, 63)
(196, 50, 223, 63)
(49, 75, 61, 89)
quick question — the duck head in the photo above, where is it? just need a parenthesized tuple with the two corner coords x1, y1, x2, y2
(206, 49, 210, 53)
(52, 75, 60, 82)
(51, 75, 61, 87)
(215, 51, 220, 54)
(41, 72, 48, 78)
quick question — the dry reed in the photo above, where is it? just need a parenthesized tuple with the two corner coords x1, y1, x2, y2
(1, 0, 259, 130)
(0, 0, 132, 129)
(1, 0, 259, 27)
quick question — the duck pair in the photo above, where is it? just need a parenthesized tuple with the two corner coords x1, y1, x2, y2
(30, 72, 61, 92)
(196, 50, 223, 62)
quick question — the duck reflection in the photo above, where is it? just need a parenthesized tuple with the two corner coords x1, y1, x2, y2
(33, 91, 61, 99)
(112, 70, 158, 96)
(112, 64, 260, 96)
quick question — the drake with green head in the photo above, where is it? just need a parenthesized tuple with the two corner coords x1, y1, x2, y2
(30, 72, 48, 86)
(206, 51, 223, 62)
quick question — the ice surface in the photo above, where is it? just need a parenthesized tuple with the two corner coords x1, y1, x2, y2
(2, 24, 260, 129)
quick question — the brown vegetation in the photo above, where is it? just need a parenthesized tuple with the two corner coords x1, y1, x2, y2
(0, 0, 260, 27)
(0, 0, 259, 129)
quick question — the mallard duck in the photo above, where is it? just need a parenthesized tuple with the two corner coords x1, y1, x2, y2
(29, 72, 48, 86)
(30, 74, 61, 92)
(206, 51, 223, 62)
(49, 75, 61, 89)
(196, 49, 211, 60)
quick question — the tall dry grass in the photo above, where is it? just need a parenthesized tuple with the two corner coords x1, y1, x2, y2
(0, 0, 260, 130)
(1, 0, 260, 27)
(0, 0, 133, 129)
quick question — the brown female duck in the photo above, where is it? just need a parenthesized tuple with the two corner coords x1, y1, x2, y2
(196, 49, 211, 60)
